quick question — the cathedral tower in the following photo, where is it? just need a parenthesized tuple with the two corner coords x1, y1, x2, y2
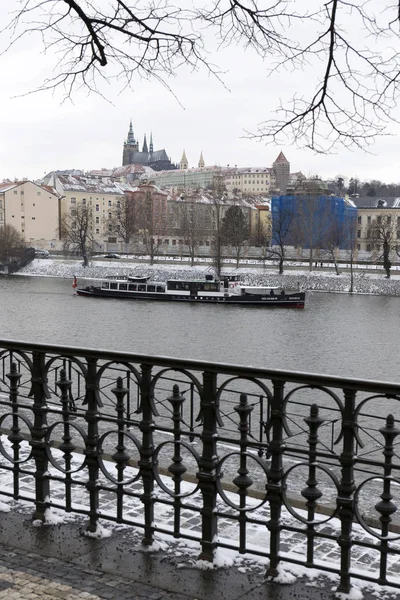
(198, 152, 205, 168)
(122, 120, 139, 166)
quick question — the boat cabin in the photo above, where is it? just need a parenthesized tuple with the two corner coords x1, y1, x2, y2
(166, 279, 220, 292)
(100, 279, 166, 292)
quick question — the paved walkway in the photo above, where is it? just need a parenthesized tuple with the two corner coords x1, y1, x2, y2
(0, 510, 397, 600)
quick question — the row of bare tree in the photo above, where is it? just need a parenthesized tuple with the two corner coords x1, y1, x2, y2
(60, 192, 250, 273)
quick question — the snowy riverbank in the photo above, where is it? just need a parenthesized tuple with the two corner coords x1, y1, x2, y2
(15, 257, 400, 296)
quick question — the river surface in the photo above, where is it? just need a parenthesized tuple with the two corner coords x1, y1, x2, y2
(1, 275, 399, 382)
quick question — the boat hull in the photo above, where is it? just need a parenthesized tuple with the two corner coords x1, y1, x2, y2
(76, 287, 305, 308)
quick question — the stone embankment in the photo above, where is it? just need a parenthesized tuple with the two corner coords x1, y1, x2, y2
(16, 257, 400, 296)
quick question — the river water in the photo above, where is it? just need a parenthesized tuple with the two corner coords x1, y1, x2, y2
(1, 275, 399, 382)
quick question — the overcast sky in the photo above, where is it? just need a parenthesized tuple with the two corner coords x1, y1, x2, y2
(0, 0, 399, 184)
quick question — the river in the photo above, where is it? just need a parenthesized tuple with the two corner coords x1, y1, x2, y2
(1, 275, 399, 382)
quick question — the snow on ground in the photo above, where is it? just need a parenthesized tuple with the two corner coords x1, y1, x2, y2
(15, 256, 400, 297)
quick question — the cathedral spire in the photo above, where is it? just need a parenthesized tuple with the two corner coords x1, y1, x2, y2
(127, 120, 135, 144)
(198, 151, 205, 168)
(149, 132, 154, 154)
(142, 134, 148, 154)
(180, 150, 188, 169)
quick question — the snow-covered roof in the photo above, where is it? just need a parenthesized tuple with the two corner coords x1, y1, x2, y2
(56, 174, 125, 195)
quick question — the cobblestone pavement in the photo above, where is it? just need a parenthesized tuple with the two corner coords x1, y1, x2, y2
(0, 511, 397, 600)
(0, 442, 400, 598)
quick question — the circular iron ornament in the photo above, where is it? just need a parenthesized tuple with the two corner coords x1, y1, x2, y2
(354, 476, 400, 541)
(282, 462, 340, 525)
(153, 440, 200, 498)
(97, 429, 142, 486)
(0, 412, 33, 464)
(216, 451, 268, 512)
(45, 421, 87, 474)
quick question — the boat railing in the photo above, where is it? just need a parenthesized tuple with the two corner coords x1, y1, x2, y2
(0, 338, 398, 595)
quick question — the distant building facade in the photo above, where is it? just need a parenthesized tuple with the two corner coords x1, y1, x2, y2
(122, 121, 176, 171)
(0, 180, 60, 249)
(351, 196, 400, 255)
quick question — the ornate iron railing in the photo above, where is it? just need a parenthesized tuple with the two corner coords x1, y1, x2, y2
(0, 339, 399, 595)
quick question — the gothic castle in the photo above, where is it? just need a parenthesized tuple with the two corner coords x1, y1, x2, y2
(122, 121, 176, 171)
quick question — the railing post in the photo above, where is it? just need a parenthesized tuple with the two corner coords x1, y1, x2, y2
(138, 363, 156, 546)
(375, 414, 399, 584)
(83, 357, 100, 533)
(6, 363, 22, 499)
(302, 404, 323, 566)
(233, 393, 254, 553)
(266, 379, 285, 579)
(111, 376, 129, 523)
(197, 371, 219, 561)
(30, 350, 50, 522)
(336, 388, 357, 595)
(167, 384, 186, 537)
(56, 368, 75, 512)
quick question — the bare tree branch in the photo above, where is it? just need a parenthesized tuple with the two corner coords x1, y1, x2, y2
(2, 1, 400, 151)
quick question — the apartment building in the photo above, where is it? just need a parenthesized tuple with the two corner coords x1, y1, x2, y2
(0, 180, 60, 248)
(354, 197, 400, 254)
(46, 173, 126, 248)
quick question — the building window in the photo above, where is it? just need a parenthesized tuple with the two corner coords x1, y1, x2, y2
(377, 216, 382, 224)
(71, 209, 76, 216)
(71, 198, 76, 204)
(387, 216, 391, 224)
(20, 191, 24, 195)
(37, 191, 41, 196)
(13, 190, 17, 194)
(367, 216, 371, 224)
(82, 198, 86, 205)
(95, 216, 99, 224)
(357, 244, 360, 250)
(108, 200, 112, 206)
(357, 230, 361, 238)
(96, 228, 99, 234)
(357, 216, 362, 224)
(32, 217, 35, 220)
(366, 244, 371, 251)
(96, 204, 100, 211)
(397, 230, 400, 239)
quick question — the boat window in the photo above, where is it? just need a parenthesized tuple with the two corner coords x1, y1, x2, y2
(156, 286, 164, 293)
(110, 282, 118, 290)
(147, 285, 155, 292)
(101, 282, 109, 289)
(119, 283, 127, 290)
(138, 284, 146, 291)
(128, 284, 137, 291)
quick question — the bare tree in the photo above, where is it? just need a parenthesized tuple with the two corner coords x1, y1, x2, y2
(221, 205, 249, 269)
(343, 214, 358, 293)
(61, 203, 94, 266)
(366, 215, 397, 278)
(109, 196, 137, 244)
(5, 2, 400, 151)
(180, 199, 205, 267)
(209, 176, 227, 279)
(136, 189, 167, 265)
(0, 224, 25, 263)
(267, 205, 294, 274)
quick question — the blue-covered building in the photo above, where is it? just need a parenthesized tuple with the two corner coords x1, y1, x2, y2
(271, 193, 358, 249)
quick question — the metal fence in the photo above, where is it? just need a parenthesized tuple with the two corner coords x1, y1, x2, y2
(0, 339, 399, 595)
